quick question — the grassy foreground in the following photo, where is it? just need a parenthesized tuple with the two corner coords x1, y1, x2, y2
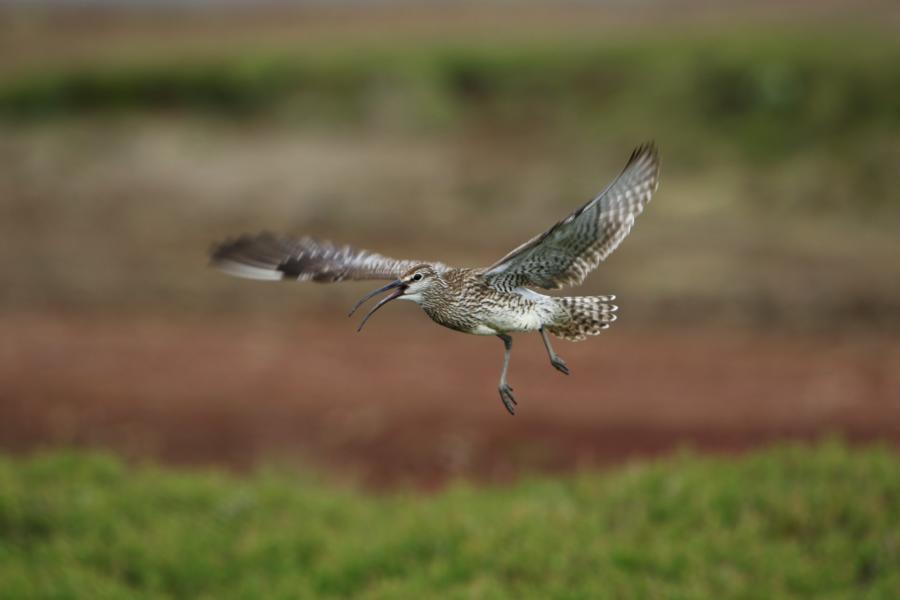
(1, 443, 898, 599)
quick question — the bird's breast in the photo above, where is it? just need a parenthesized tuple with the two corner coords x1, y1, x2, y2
(422, 286, 556, 335)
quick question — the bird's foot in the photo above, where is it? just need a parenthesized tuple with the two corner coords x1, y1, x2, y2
(498, 384, 517, 416)
(550, 356, 570, 376)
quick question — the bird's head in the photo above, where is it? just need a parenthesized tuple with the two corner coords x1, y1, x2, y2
(348, 264, 441, 331)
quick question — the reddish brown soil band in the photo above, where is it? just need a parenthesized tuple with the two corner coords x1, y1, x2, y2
(2, 314, 898, 488)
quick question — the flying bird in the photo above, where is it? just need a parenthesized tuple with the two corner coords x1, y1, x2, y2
(211, 143, 659, 414)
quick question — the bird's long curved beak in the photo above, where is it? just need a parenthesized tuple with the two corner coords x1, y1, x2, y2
(348, 280, 406, 332)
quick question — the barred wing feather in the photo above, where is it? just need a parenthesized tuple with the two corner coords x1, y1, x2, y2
(211, 233, 445, 283)
(480, 143, 659, 290)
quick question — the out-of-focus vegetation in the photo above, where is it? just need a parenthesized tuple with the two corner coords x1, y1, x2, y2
(1, 442, 898, 598)
(1, 24, 899, 330)
(2, 33, 899, 165)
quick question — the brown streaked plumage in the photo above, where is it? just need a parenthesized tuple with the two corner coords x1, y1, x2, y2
(211, 143, 660, 414)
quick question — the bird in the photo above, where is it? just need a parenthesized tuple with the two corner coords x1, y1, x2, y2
(211, 143, 660, 415)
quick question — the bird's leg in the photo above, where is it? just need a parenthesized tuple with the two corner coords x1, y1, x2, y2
(497, 334, 517, 415)
(540, 327, 570, 375)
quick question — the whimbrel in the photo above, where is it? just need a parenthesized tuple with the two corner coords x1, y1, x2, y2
(211, 143, 659, 414)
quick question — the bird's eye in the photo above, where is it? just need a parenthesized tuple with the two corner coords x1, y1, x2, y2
(412, 273, 424, 282)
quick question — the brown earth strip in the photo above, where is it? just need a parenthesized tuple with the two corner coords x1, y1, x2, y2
(1, 313, 898, 488)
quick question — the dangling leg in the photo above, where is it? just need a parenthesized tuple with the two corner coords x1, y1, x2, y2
(540, 327, 570, 375)
(496, 334, 517, 415)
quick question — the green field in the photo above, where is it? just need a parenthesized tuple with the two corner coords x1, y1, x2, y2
(4, 32, 899, 168)
(1, 443, 898, 599)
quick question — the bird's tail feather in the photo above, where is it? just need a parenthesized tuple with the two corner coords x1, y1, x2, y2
(547, 295, 618, 341)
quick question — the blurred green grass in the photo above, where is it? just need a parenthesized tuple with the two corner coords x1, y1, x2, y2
(2, 32, 899, 163)
(1, 442, 898, 598)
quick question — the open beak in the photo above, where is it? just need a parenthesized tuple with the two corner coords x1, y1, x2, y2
(348, 280, 406, 332)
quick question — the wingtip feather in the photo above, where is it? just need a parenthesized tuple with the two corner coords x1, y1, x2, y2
(209, 231, 289, 281)
(626, 141, 659, 168)
(212, 259, 286, 281)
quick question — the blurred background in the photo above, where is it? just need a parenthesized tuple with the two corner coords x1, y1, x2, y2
(2, 0, 899, 486)
(2, 1, 900, 597)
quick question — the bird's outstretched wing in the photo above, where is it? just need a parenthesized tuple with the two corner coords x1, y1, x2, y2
(480, 143, 659, 290)
(210, 233, 445, 282)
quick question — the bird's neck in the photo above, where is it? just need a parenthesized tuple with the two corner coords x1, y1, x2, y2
(409, 279, 452, 308)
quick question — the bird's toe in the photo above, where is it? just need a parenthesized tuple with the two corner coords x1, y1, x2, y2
(498, 384, 517, 415)
(551, 358, 570, 375)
